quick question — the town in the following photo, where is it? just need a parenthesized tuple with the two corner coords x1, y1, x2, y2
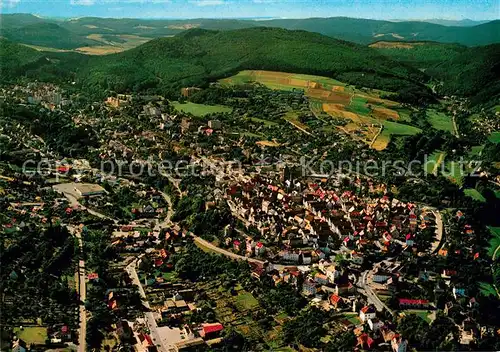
(1, 68, 499, 352)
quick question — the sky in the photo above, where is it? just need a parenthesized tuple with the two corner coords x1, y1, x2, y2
(0, 0, 498, 20)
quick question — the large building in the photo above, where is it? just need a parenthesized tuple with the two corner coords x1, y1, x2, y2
(74, 183, 105, 197)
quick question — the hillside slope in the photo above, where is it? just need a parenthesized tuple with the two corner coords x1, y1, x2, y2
(1, 28, 498, 107)
(1, 22, 98, 49)
(373, 41, 500, 104)
(262, 18, 500, 46)
(0, 14, 498, 50)
(77, 27, 429, 96)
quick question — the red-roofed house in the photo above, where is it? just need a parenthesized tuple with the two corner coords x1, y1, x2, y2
(357, 333, 374, 349)
(200, 323, 224, 339)
(329, 294, 344, 310)
(87, 272, 99, 281)
(398, 298, 429, 309)
(360, 305, 376, 322)
(255, 242, 265, 256)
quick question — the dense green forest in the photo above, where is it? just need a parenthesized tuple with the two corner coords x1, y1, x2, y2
(1, 26, 499, 106)
(0, 28, 431, 99)
(374, 42, 500, 105)
(1, 14, 498, 48)
(1, 22, 99, 49)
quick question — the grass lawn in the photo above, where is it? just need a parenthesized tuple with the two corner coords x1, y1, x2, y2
(373, 120, 420, 150)
(394, 108, 412, 122)
(158, 271, 177, 281)
(382, 120, 421, 135)
(425, 151, 446, 175)
(14, 327, 47, 345)
(426, 109, 454, 133)
(249, 117, 279, 126)
(464, 188, 486, 202)
(487, 227, 500, 259)
(348, 96, 370, 115)
(234, 291, 260, 311)
(488, 131, 500, 144)
(346, 314, 361, 325)
(413, 311, 432, 324)
(444, 161, 464, 185)
(171, 101, 232, 117)
(468, 145, 485, 157)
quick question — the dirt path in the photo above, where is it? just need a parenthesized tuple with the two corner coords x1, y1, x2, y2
(369, 125, 383, 148)
(432, 152, 446, 175)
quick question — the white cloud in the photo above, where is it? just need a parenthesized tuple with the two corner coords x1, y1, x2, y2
(0, 0, 21, 8)
(70, 0, 95, 5)
(190, 0, 224, 6)
(70, 0, 171, 5)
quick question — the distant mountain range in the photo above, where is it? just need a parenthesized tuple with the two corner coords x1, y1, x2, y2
(0, 14, 498, 51)
(393, 19, 492, 27)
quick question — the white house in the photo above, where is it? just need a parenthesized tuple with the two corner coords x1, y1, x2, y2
(359, 305, 377, 322)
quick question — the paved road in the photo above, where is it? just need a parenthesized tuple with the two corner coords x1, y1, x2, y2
(192, 234, 297, 271)
(430, 210, 444, 253)
(126, 259, 168, 352)
(53, 184, 117, 223)
(67, 225, 87, 352)
(358, 270, 394, 315)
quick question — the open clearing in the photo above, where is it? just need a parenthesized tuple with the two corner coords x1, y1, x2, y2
(221, 70, 413, 150)
(23, 34, 151, 55)
(427, 109, 454, 133)
(425, 151, 446, 175)
(444, 161, 464, 185)
(234, 291, 260, 311)
(369, 41, 426, 49)
(488, 132, 500, 144)
(171, 101, 232, 117)
(464, 188, 486, 202)
(14, 327, 47, 345)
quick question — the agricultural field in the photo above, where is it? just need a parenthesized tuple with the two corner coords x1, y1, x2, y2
(426, 109, 455, 133)
(221, 70, 417, 150)
(23, 34, 151, 55)
(171, 101, 232, 117)
(13, 327, 48, 345)
(372, 120, 422, 151)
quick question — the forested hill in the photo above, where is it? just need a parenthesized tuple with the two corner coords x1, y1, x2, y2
(372, 41, 500, 105)
(1, 27, 499, 106)
(262, 18, 500, 46)
(1, 14, 499, 49)
(76, 27, 429, 97)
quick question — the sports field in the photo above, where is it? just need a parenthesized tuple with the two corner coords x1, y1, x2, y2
(172, 101, 232, 117)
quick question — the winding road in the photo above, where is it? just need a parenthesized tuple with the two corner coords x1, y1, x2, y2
(126, 259, 167, 352)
